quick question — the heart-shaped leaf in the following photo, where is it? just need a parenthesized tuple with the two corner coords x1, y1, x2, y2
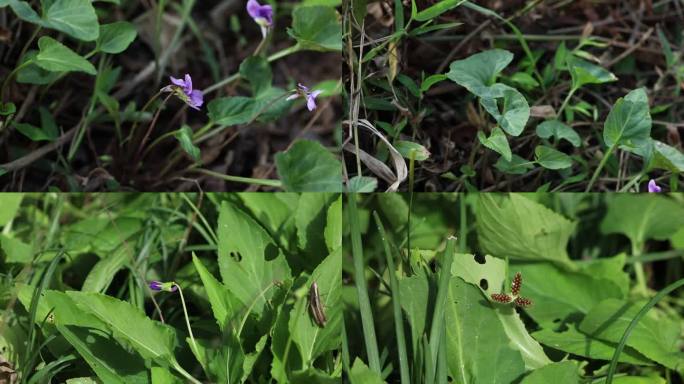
(446, 49, 514, 98)
(536, 120, 581, 147)
(288, 6, 341, 51)
(275, 140, 343, 192)
(603, 88, 651, 152)
(534, 145, 573, 170)
(478, 127, 511, 161)
(35, 36, 96, 75)
(480, 85, 529, 136)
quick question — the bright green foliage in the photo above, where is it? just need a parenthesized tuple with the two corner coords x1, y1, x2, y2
(96, 22, 137, 54)
(447, 49, 514, 99)
(568, 56, 617, 89)
(519, 362, 579, 384)
(478, 127, 511, 161)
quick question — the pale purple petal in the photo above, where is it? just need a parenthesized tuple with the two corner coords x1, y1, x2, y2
(648, 179, 661, 193)
(184, 74, 193, 92)
(189, 89, 204, 110)
(247, 0, 273, 26)
(149, 281, 162, 291)
(170, 76, 185, 87)
(297, 83, 309, 92)
(306, 94, 317, 111)
(310, 90, 323, 98)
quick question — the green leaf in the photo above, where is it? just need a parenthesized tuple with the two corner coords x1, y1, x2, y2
(476, 194, 576, 267)
(5, 0, 41, 24)
(420, 74, 447, 92)
(449, 253, 553, 370)
(0, 102, 16, 116)
(534, 145, 572, 170)
(239, 56, 273, 97)
(348, 359, 384, 384)
(275, 140, 343, 192)
(0, 193, 23, 226)
(446, 49, 514, 98)
(579, 298, 684, 369)
(494, 154, 534, 175)
(650, 140, 684, 172)
(174, 125, 200, 162)
(207, 97, 255, 126)
(532, 325, 652, 365)
(96, 22, 137, 54)
(346, 176, 377, 192)
(519, 362, 579, 384)
(394, 140, 430, 161)
(81, 247, 128, 292)
(324, 195, 342, 252)
(600, 194, 684, 247)
(295, 193, 334, 264)
(291, 249, 341, 362)
(192, 254, 241, 331)
(536, 120, 581, 147)
(478, 127, 511, 161)
(0, 234, 32, 263)
(414, 0, 466, 21)
(567, 56, 617, 89)
(13, 121, 56, 142)
(288, 6, 341, 51)
(603, 88, 651, 152)
(217, 201, 291, 314)
(17, 51, 61, 84)
(445, 277, 526, 384)
(45, 291, 150, 384)
(479, 85, 529, 136)
(43, 0, 99, 41)
(516, 262, 625, 325)
(65, 291, 177, 363)
(35, 36, 96, 75)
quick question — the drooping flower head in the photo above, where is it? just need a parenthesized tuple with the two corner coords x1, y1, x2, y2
(647, 179, 661, 193)
(247, 0, 273, 37)
(286, 83, 323, 112)
(161, 74, 204, 110)
(149, 280, 178, 292)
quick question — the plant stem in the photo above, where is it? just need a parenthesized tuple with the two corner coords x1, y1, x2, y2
(585, 144, 616, 192)
(172, 361, 202, 384)
(195, 168, 283, 188)
(631, 242, 648, 297)
(174, 284, 199, 357)
(202, 44, 301, 95)
(557, 86, 577, 119)
(1, 60, 33, 102)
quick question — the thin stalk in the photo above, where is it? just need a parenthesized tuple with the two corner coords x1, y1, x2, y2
(195, 168, 283, 188)
(202, 45, 300, 95)
(347, 193, 381, 373)
(373, 213, 410, 384)
(174, 284, 198, 356)
(585, 144, 616, 191)
(605, 277, 684, 383)
(426, 237, 456, 384)
(631, 242, 648, 297)
(557, 86, 577, 119)
(172, 361, 202, 384)
(459, 195, 466, 253)
(126, 91, 162, 146)
(1, 60, 33, 102)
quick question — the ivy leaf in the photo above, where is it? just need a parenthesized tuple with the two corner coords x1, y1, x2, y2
(35, 36, 96, 75)
(536, 120, 581, 147)
(603, 88, 652, 152)
(535, 145, 573, 170)
(479, 85, 530, 136)
(478, 127, 511, 161)
(446, 49, 514, 98)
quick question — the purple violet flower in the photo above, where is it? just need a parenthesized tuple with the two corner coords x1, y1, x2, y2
(161, 74, 204, 110)
(647, 179, 661, 193)
(247, 0, 273, 37)
(287, 83, 323, 111)
(149, 280, 178, 292)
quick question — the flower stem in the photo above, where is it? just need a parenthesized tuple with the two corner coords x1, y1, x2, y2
(202, 44, 301, 95)
(172, 361, 202, 384)
(585, 144, 616, 192)
(174, 284, 199, 357)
